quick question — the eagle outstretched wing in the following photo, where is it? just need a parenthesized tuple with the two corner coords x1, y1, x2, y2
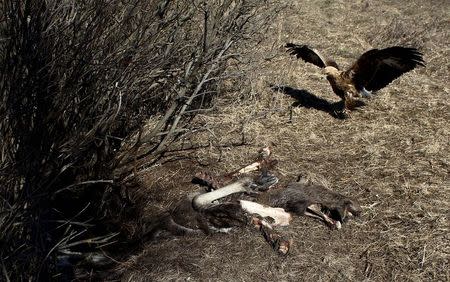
(285, 43, 339, 69)
(348, 47, 425, 91)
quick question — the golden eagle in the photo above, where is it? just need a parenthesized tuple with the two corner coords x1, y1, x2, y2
(285, 43, 425, 116)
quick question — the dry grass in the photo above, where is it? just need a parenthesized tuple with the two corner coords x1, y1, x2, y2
(117, 0, 449, 281)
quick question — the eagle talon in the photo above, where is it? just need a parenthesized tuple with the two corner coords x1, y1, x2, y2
(333, 109, 350, 119)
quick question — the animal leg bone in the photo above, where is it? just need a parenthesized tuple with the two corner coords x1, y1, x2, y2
(235, 146, 277, 175)
(192, 146, 277, 191)
(240, 200, 292, 227)
(192, 177, 254, 210)
(305, 204, 341, 229)
(252, 218, 291, 256)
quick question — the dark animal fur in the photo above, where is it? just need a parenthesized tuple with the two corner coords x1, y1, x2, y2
(269, 181, 361, 222)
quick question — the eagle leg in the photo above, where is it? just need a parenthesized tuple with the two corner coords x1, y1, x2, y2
(344, 94, 358, 111)
(334, 97, 351, 119)
(343, 93, 366, 115)
(360, 88, 373, 98)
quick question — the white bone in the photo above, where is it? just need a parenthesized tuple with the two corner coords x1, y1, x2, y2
(306, 204, 340, 229)
(237, 146, 272, 174)
(239, 200, 292, 226)
(238, 162, 261, 174)
(192, 177, 253, 210)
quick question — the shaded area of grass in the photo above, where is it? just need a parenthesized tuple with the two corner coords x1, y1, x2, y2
(271, 84, 346, 119)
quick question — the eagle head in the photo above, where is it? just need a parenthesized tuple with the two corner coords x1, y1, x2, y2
(323, 66, 340, 79)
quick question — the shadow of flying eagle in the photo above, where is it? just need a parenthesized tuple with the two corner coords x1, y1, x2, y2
(285, 43, 425, 117)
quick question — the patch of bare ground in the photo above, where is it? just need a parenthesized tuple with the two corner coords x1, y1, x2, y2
(117, 0, 449, 281)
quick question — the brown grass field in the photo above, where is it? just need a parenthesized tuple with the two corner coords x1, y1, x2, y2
(116, 0, 449, 281)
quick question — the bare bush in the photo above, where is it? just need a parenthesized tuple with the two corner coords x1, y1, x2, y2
(0, 0, 278, 279)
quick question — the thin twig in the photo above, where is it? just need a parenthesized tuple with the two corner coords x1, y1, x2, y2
(54, 180, 114, 195)
(1, 260, 10, 282)
(155, 38, 234, 153)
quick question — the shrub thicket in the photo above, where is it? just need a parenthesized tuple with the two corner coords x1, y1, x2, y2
(0, 0, 277, 279)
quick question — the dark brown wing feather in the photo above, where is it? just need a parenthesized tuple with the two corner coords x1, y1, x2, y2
(285, 43, 339, 69)
(348, 47, 425, 91)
